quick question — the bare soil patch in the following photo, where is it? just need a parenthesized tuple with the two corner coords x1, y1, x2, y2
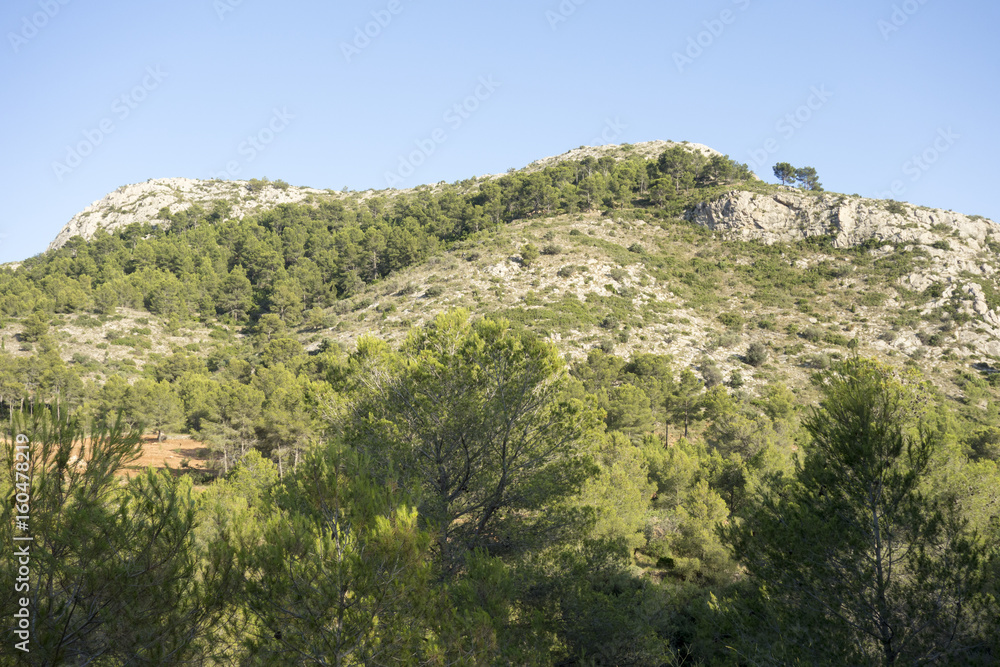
(119, 434, 213, 479)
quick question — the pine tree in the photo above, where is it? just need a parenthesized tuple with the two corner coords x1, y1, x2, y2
(724, 359, 990, 665)
(0, 411, 230, 663)
(772, 162, 796, 185)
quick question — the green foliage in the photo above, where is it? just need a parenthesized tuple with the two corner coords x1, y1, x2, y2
(884, 199, 908, 215)
(531, 539, 678, 665)
(793, 165, 823, 191)
(520, 242, 540, 267)
(20, 312, 49, 343)
(345, 310, 601, 572)
(665, 369, 704, 439)
(772, 162, 796, 185)
(745, 341, 769, 367)
(4, 145, 999, 663)
(0, 412, 230, 663)
(967, 426, 1000, 461)
(774, 162, 822, 190)
(724, 358, 993, 665)
(556, 265, 576, 278)
(602, 383, 654, 436)
(202, 381, 265, 473)
(717, 311, 744, 330)
(577, 432, 655, 550)
(234, 445, 450, 664)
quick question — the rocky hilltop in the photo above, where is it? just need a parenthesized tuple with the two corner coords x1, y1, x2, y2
(689, 188, 1000, 329)
(23, 141, 1000, 399)
(48, 177, 332, 251)
(46, 142, 731, 251)
(688, 188, 997, 251)
(523, 139, 725, 172)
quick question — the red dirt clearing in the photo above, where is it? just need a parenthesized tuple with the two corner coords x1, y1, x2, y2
(119, 434, 213, 478)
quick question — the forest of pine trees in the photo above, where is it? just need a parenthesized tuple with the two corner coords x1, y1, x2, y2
(0, 148, 997, 664)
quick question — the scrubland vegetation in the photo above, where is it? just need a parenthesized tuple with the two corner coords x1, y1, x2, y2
(1, 146, 999, 664)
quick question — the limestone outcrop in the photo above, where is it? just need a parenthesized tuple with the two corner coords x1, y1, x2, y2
(48, 177, 331, 251)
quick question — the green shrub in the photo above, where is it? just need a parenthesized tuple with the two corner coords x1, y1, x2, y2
(541, 244, 562, 255)
(800, 352, 832, 369)
(718, 312, 745, 330)
(878, 330, 898, 343)
(823, 331, 851, 347)
(424, 286, 445, 298)
(520, 243, 540, 267)
(884, 200, 907, 215)
(800, 325, 824, 342)
(599, 315, 620, 330)
(857, 292, 887, 307)
(746, 342, 769, 367)
(701, 362, 724, 387)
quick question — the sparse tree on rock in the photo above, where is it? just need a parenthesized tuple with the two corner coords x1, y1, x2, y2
(772, 162, 796, 186)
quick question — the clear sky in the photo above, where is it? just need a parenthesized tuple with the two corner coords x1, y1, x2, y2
(2, 0, 997, 263)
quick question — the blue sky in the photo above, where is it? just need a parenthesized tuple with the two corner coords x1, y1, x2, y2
(2, 0, 997, 263)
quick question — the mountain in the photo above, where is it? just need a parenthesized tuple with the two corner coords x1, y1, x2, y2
(23, 141, 1000, 401)
(48, 177, 333, 251)
(6, 141, 1000, 665)
(46, 141, 726, 250)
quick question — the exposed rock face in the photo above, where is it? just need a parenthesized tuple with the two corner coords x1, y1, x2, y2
(48, 177, 332, 251)
(689, 187, 1000, 355)
(687, 188, 998, 251)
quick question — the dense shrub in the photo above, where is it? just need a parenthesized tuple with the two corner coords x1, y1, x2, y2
(746, 342, 769, 367)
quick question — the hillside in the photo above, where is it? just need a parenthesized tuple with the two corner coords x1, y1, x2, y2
(14, 141, 1000, 405)
(4, 141, 1000, 665)
(47, 177, 336, 252)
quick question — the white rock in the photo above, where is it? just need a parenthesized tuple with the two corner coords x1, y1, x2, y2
(48, 177, 331, 251)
